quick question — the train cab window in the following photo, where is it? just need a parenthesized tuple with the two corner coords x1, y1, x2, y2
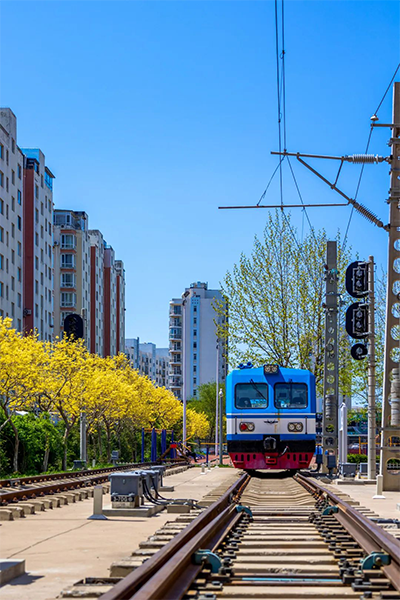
(235, 383, 268, 409)
(274, 383, 308, 409)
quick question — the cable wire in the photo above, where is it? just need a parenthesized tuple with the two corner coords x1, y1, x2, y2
(341, 62, 399, 251)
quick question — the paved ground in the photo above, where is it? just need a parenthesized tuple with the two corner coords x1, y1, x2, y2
(0, 466, 240, 600)
(333, 480, 400, 519)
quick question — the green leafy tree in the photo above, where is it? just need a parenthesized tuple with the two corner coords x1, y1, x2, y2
(188, 382, 225, 443)
(214, 210, 367, 398)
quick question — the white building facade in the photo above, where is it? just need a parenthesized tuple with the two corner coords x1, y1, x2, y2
(169, 282, 227, 401)
(0, 109, 24, 330)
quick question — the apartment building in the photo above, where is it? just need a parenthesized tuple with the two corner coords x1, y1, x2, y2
(53, 210, 91, 348)
(169, 282, 227, 401)
(125, 338, 170, 388)
(115, 259, 125, 354)
(104, 245, 117, 357)
(0, 109, 24, 329)
(88, 229, 104, 355)
(22, 148, 54, 340)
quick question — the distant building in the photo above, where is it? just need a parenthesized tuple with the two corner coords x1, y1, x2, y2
(22, 148, 55, 341)
(53, 212, 125, 357)
(0, 109, 24, 330)
(125, 338, 170, 388)
(169, 282, 227, 401)
(53, 210, 91, 348)
(88, 229, 105, 356)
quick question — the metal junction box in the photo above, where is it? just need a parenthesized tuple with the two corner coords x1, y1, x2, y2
(110, 472, 143, 500)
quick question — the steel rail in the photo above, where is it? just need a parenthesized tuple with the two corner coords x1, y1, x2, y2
(0, 462, 183, 505)
(0, 462, 166, 489)
(100, 473, 249, 600)
(296, 473, 400, 592)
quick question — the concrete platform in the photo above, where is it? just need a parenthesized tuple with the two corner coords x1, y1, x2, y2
(102, 503, 164, 517)
(332, 480, 400, 520)
(0, 465, 241, 600)
(0, 560, 25, 585)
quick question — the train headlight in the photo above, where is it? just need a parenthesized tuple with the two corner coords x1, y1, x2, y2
(239, 422, 255, 432)
(288, 422, 303, 432)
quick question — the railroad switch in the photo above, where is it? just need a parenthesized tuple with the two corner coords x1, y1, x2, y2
(235, 505, 253, 518)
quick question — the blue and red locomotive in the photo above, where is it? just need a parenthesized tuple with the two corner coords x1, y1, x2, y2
(226, 363, 316, 471)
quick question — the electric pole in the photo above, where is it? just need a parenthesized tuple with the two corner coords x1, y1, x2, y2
(322, 241, 339, 473)
(367, 256, 376, 481)
(381, 82, 400, 490)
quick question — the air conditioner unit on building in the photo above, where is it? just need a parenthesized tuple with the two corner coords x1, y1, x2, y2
(81, 308, 87, 319)
(23, 308, 32, 317)
(54, 241, 59, 246)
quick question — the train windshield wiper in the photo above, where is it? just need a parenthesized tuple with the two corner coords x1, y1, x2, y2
(249, 379, 268, 403)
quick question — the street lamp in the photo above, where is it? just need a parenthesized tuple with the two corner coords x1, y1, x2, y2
(219, 388, 223, 466)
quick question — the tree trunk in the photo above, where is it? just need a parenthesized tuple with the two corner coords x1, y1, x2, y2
(62, 427, 70, 471)
(42, 437, 50, 472)
(9, 417, 20, 473)
(98, 427, 103, 459)
(106, 424, 111, 462)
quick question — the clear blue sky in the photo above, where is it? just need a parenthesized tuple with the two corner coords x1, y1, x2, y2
(1, 1, 397, 347)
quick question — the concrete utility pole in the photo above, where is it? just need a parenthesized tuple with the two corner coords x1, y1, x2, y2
(367, 256, 376, 481)
(381, 82, 400, 490)
(219, 388, 223, 466)
(322, 241, 339, 473)
(215, 342, 219, 461)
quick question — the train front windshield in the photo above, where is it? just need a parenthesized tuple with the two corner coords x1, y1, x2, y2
(235, 382, 268, 409)
(274, 383, 308, 409)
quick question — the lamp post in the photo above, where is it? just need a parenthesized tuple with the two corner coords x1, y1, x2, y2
(215, 342, 219, 462)
(219, 388, 223, 466)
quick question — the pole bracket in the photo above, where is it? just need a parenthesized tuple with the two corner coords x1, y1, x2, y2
(322, 505, 339, 515)
(193, 549, 222, 573)
(235, 505, 253, 517)
(360, 552, 391, 570)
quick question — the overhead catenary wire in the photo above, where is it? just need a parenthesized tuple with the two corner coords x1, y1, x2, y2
(341, 61, 400, 251)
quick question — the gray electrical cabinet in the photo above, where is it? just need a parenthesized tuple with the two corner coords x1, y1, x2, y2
(110, 472, 143, 507)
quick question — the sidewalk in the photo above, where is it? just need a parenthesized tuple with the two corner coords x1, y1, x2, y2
(0, 466, 240, 600)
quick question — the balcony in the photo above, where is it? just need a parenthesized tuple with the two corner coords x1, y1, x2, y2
(169, 377, 182, 387)
(170, 357, 181, 365)
(169, 328, 182, 341)
(169, 318, 182, 327)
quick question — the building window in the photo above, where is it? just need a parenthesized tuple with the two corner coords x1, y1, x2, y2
(6, 177, 9, 192)
(61, 292, 76, 307)
(35, 209, 39, 223)
(17, 293, 21, 308)
(41, 225, 44, 239)
(11, 170, 15, 185)
(41, 175, 44, 188)
(35, 256, 39, 269)
(11, 223, 15, 238)
(35, 185, 39, 199)
(35, 304, 39, 318)
(193, 378, 197, 385)
(11, 138, 15, 153)
(61, 234, 76, 249)
(0, 254, 2, 269)
(0, 282, 3, 298)
(61, 272, 75, 288)
(11, 250, 14, 264)
(11, 277, 14, 291)
(0, 171, 3, 187)
(17, 164, 21, 179)
(35, 233, 39, 246)
(40, 272, 44, 285)
(61, 254, 75, 268)
(17, 268, 21, 282)
(0, 144, 3, 159)
(35, 280, 39, 294)
(17, 242, 21, 256)
(193, 342, 197, 349)
(17, 216, 21, 230)
(0, 199, 3, 214)
(193, 353, 197, 360)
(193, 329, 197, 337)
(17, 190, 21, 205)
(41, 202, 44, 215)
(11, 197, 15, 211)
(193, 306, 197, 313)
(45, 171, 53, 190)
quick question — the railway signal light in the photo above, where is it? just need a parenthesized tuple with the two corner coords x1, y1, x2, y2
(346, 261, 368, 298)
(345, 302, 368, 339)
(351, 342, 368, 361)
(64, 313, 84, 340)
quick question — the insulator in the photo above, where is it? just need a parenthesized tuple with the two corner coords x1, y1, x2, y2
(345, 154, 384, 164)
(351, 200, 385, 229)
(391, 398, 400, 427)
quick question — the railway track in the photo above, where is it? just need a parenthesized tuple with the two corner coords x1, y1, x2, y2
(0, 462, 185, 506)
(93, 472, 400, 600)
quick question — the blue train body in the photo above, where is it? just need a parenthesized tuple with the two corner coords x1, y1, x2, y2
(226, 364, 316, 470)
